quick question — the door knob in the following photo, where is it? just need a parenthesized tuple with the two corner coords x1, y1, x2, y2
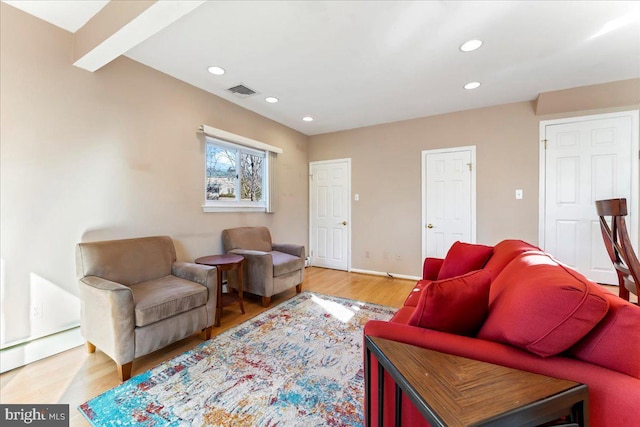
(426, 224, 434, 229)
(342, 221, 347, 226)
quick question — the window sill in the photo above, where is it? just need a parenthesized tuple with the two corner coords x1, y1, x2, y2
(202, 204, 266, 213)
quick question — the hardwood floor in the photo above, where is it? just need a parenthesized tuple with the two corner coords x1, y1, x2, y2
(601, 284, 638, 303)
(0, 267, 633, 427)
(0, 267, 415, 427)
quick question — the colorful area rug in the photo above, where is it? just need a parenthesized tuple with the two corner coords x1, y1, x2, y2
(79, 292, 396, 426)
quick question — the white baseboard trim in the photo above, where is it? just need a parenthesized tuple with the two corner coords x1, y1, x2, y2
(349, 268, 421, 281)
(0, 326, 84, 373)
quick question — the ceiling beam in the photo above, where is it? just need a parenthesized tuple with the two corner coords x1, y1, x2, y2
(73, 0, 206, 72)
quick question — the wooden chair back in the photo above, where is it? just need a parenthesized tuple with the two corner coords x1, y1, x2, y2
(595, 198, 640, 301)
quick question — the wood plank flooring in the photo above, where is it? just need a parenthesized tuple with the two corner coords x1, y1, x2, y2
(0, 267, 632, 427)
(0, 267, 415, 427)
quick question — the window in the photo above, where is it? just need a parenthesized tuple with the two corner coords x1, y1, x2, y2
(199, 124, 282, 213)
(204, 137, 268, 212)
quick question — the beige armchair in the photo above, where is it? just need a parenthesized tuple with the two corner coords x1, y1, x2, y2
(76, 236, 217, 381)
(222, 227, 305, 307)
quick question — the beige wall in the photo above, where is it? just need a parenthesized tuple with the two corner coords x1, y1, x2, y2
(0, 3, 309, 346)
(309, 82, 640, 278)
(2, 2, 638, 350)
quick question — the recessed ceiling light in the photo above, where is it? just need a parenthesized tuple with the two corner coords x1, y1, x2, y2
(265, 97, 279, 103)
(460, 39, 483, 52)
(464, 82, 481, 90)
(303, 116, 314, 122)
(207, 66, 225, 75)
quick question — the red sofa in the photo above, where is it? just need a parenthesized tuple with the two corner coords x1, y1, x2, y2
(364, 239, 640, 426)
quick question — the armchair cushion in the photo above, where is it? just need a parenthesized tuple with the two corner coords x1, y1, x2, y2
(272, 251, 305, 276)
(129, 275, 208, 327)
(437, 241, 493, 280)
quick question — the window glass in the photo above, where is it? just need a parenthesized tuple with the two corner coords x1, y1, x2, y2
(205, 138, 267, 209)
(206, 145, 237, 201)
(240, 152, 264, 202)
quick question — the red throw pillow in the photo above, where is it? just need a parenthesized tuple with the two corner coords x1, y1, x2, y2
(569, 293, 640, 378)
(477, 252, 610, 357)
(408, 269, 492, 336)
(437, 241, 493, 280)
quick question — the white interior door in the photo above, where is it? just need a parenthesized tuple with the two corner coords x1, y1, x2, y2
(422, 146, 476, 260)
(309, 159, 350, 271)
(540, 111, 639, 284)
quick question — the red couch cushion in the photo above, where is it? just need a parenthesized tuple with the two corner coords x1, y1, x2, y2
(389, 306, 415, 324)
(478, 251, 609, 357)
(437, 241, 493, 280)
(403, 280, 431, 307)
(569, 292, 640, 378)
(408, 270, 492, 336)
(484, 239, 539, 282)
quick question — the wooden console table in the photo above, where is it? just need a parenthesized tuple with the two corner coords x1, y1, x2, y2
(195, 253, 245, 327)
(364, 336, 589, 427)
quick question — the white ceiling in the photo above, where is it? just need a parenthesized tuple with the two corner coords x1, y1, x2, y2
(5, 1, 640, 135)
(4, 0, 108, 32)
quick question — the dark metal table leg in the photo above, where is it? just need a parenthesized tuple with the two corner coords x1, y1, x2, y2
(395, 383, 402, 427)
(365, 347, 371, 427)
(378, 361, 384, 427)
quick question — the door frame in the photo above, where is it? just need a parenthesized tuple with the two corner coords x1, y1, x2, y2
(308, 158, 352, 271)
(421, 146, 477, 262)
(538, 110, 640, 251)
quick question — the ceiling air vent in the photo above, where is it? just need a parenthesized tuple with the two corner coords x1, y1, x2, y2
(227, 84, 257, 97)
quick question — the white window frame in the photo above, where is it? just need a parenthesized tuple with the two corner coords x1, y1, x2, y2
(203, 137, 269, 213)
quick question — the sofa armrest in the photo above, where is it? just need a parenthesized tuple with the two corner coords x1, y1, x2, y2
(272, 243, 305, 259)
(78, 276, 135, 365)
(172, 262, 217, 327)
(423, 257, 444, 280)
(229, 249, 274, 296)
(172, 262, 216, 287)
(364, 320, 640, 427)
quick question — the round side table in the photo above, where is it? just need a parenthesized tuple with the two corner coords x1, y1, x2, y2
(195, 253, 245, 327)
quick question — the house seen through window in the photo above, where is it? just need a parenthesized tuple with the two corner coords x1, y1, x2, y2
(205, 137, 266, 209)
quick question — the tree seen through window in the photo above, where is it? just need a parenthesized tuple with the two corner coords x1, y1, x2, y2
(205, 140, 265, 203)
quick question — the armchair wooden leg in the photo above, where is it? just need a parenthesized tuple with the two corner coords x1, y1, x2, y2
(118, 362, 133, 382)
(262, 296, 271, 307)
(203, 326, 213, 340)
(86, 341, 96, 353)
(296, 284, 302, 294)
